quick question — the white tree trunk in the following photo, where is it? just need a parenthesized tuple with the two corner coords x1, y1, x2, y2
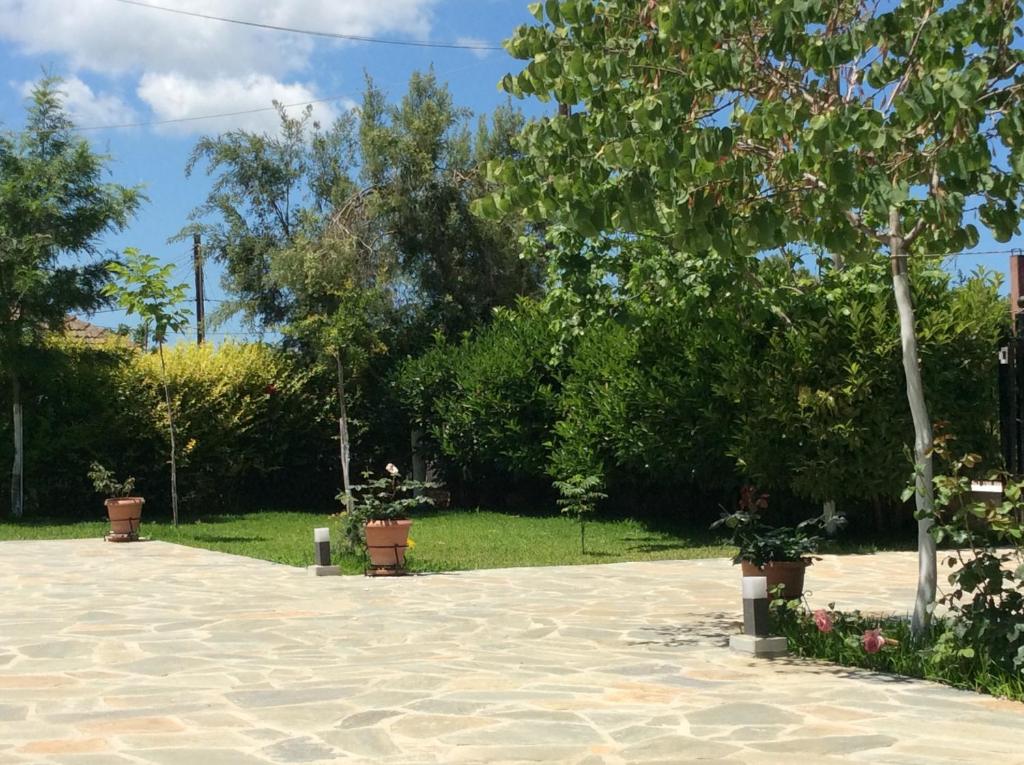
(10, 374, 23, 518)
(822, 499, 840, 536)
(889, 210, 936, 634)
(336, 352, 352, 512)
(158, 344, 179, 527)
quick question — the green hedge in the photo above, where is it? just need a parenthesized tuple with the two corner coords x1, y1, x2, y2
(0, 339, 338, 519)
(398, 260, 1007, 527)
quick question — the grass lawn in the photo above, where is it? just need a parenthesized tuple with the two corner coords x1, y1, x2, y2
(0, 509, 738, 573)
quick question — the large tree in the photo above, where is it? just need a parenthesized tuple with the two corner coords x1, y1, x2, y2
(0, 79, 140, 517)
(487, 0, 1024, 631)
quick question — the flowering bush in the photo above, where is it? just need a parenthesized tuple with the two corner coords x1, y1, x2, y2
(711, 486, 838, 567)
(338, 464, 435, 552)
(772, 598, 1022, 701)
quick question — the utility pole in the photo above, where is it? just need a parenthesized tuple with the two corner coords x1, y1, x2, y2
(193, 232, 205, 346)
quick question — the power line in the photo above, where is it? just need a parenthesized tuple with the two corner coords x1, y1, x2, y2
(71, 94, 347, 132)
(110, 0, 503, 51)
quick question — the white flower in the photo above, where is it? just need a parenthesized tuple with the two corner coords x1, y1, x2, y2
(385, 463, 399, 477)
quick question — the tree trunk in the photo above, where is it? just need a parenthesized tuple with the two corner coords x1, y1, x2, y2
(889, 209, 936, 634)
(336, 351, 352, 512)
(10, 373, 23, 518)
(158, 344, 179, 527)
(822, 499, 840, 536)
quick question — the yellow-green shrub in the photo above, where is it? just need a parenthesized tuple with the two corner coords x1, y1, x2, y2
(120, 341, 335, 514)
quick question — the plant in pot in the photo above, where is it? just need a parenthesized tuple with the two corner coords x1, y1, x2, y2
(340, 463, 434, 574)
(88, 462, 144, 542)
(712, 486, 839, 600)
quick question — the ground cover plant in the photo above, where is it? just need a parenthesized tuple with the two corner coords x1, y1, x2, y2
(773, 444, 1024, 701)
(772, 600, 1024, 703)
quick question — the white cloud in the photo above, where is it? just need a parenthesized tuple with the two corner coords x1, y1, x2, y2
(17, 75, 138, 129)
(137, 72, 344, 135)
(455, 36, 494, 60)
(0, 0, 434, 135)
(0, 0, 438, 78)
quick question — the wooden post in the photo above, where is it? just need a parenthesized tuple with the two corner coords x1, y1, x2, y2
(1012, 249, 1024, 334)
(193, 233, 205, 346)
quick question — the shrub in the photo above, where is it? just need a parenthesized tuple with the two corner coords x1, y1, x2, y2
(122, 341, 335, 513)
(395, 300, 560, 502)
(0, 337, 338, 518)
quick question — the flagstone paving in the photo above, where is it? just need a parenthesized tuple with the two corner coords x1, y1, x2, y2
(0, 540, 1021, 764)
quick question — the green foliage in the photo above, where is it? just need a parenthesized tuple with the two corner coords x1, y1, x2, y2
(0, 77, 141, 516)
(493, 0, 1024, 263)
(395, 301, 561, 497)
(772, 601, 1024, 702)
(360, 71, 542, 338)
(711, 486, 834, 566)
(125, 342, 333, 512)
(553, 473, 607, 553)
(105, 249, 191, 346)
(921, 443, 1024, 676)
(86, 463, 136, 498)
(0, 78, 141, 350)
(0, 338, 336, 518)
(338, 465, 435, 551)
(723, 260, 1006, 505)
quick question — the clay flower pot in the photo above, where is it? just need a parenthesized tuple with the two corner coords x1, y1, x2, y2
(364, 519, 412, 568)
(105, 497, 144, 542)
(741, 559, 809, 600)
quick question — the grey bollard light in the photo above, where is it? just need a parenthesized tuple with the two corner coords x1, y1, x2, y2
(742, 576, 770, 636)
(730, 575, 788, 658)
(314, 527, 331, 566)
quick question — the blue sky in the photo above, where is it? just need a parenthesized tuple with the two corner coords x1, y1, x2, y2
(0, 0, 1020, 341)
(0, 0, 547, 341)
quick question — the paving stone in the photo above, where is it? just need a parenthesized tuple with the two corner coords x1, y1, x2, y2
(751, 734, 899, 756)
(0, 540, 1021, 764)
(687, 702, 802, 727)
(0, 705, 27, 722)
(621, 735, 740, 760)
(260, 736, 338, 763)
(130, 747, 274, 764)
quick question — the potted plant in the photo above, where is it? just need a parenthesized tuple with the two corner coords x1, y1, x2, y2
(340, 463, 434, 573)
(712, 486, 838, 600)
(88, 462, 144, 542)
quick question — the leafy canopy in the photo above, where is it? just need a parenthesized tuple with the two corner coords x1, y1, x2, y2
(485, 0, 1024, 267)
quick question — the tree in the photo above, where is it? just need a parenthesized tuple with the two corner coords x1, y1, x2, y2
(0, 78, 141, 517)
(185, 75, 541, 342)
(359, 71, 543, 339)
(105, 250, 190, 526)
(488, 0, 1024, 632)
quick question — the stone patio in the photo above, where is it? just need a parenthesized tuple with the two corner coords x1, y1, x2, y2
(0, 540, 1020, 764)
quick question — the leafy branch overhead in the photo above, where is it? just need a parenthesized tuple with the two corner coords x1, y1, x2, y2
(484, 0, 1024, 260)
(103, 249, 191, 344)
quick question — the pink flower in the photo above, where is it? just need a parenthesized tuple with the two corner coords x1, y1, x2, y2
(385, 463, 399, 477)
(862, 628, 886, 654)
(813, 609, 833, 634)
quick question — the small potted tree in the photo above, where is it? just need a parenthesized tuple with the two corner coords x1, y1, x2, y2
(88, 462, 144, 542)
(340, 463, 433, 574)
(712, 486, 838, 600)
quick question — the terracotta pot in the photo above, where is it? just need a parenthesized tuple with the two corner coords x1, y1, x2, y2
(740, 559, 809, 600)
(105, 497, 144, 541)
(364, 519, 412, 568)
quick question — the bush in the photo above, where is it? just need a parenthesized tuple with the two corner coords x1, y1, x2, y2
(0, 338, 338, 518)
(121, 341, 336, 513)
(395, 300, 560, 504)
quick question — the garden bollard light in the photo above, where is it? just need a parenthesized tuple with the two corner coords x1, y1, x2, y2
(742, 576, 770, 636)
(314, 527, 331, 567)
(730, 575, 788, 657)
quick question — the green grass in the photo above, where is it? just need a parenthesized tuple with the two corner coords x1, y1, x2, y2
(0, 509, 737, 573)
